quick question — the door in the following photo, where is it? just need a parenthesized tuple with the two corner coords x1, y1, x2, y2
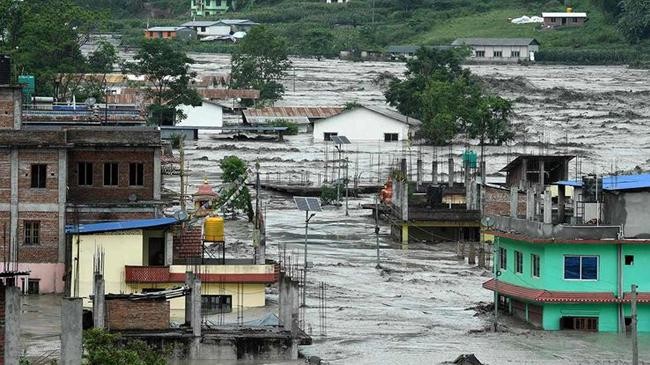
(148, 237, 165, 266)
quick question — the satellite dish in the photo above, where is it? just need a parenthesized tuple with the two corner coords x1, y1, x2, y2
(481, 216, 495, 228)
(174, 210, 189, 221)
(85, 97, 96, 106)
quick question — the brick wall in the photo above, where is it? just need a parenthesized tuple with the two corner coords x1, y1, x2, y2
(0, 283, 5, 365)
(484, 186, 526, 217)
(0, 88, 19, 130)
(106, 298, 169, 331)
(173, 227, 202, 260)
(0, 153, 9, 203)
(67, 210, 156, 224)
(17, 211, 59, 263)
(17, 150, 60, 203)
(67, 149, 155, 204)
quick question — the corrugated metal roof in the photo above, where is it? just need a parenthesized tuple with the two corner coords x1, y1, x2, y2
(452, 38, 540, 47)
(362, 105, 422, 126)
(555, 173, 650, 191)
(216, 19, 258, 26)
(181, 21, 220, 27)
(542, 12, 587, 17)
(499, 155, 575, 172)
(146, 26, 184, 32)
(243, 106, 344, 120)
(66, 217, 177, 234)
(198, 88, 260, 100)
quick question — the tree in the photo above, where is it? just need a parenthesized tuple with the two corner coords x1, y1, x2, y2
(0, 0, 103, 97)
(88, 41, 118, 74)
(618, 0, 650, 43)
(124, 39, 201, 125)
(230, 26, 291, 106)
(219, 156, 254, 222)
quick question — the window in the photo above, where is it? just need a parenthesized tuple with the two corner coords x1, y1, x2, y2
(572, 17, 578, 23)
(129, 163, 144, 186)
(550, 17, 557, 22)
(625, 255, 634, 265)
(384, 133, 398, 142)
(511, 51, 520, 58)
(201, 295, 232, 313)
(493, 51, 503, 58)
(78, 162, 93, 186)
(499, 247, 507, 270)
(24, 221, 40, 245)
(27, 279, 40, 295)
(30, 164, 47, 188)
(564, 255, 599, 280)
(200, 26, 206, 32)
(323, 132, 338, 141)
(532, 254, 541, 278)
(515, 251, 523, 273)
(103, 163, 118, 186)
(560, 317, 598, 331)
(475, 50, 485, 58)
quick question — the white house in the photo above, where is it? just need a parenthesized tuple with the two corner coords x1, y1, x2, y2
(177, 99, 223, 132)
(180, 21, 229, 37)
(312, 106, 420, 142)
(451, 38, 540, 62)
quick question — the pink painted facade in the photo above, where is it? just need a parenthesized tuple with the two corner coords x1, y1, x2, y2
(0, 263, 65, 294)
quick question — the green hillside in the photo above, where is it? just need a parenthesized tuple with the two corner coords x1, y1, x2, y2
(87, 0, 649, 63)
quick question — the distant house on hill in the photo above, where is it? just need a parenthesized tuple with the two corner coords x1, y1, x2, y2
(542, 12, 588, 28)
(451, 38, 540, 62)
(191, 0, 229, 16)
(144, 26, 196, 41)
(312, 105, 420, 142)
(326, 0, 349, 3)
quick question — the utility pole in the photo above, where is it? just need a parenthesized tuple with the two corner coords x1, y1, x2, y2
(336, 146, 341, 205)
(632, 284, 638, 365)
(303, 211, 316, 307)
(345, 157, 349, 216)
(494, 237, 500, 332)
(375, 194, 380, 268)
(179, 136, 186, 211)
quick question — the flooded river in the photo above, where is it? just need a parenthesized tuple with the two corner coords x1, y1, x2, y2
(21, 57, 650, 364)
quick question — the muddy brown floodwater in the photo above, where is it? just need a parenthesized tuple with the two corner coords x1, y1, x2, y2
(21, 56, 650, 364)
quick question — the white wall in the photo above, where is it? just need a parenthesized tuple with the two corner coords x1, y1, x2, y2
(205, 25, 232, 36)
(312, 108, 412, 141)
(177, 102, 223, 131)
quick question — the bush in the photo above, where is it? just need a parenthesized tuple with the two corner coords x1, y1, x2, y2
(269, 119, 299, 135)
(536, 48, 642, 64)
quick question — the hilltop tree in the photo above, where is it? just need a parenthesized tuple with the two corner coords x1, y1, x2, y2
(230, 26, 291, 106)
(219, 156, 254, 222)
(124, 39, 201, 125)
(618, 0, 650, 43)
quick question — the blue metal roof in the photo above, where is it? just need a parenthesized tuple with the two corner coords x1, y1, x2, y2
(65, 217, 177, 235)
(554, 173, 650, 191)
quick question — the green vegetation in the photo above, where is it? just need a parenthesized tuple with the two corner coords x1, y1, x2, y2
(123, 39, 201, 125)
(269, 119, 299, 135)
(83, 328, 168, 365)
(231, 26, 291, 106)
(219, 156, 254, 222)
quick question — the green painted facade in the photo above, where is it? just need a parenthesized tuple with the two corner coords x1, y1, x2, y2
(191, 0, 229, 16)
(494, 236, 650, 332)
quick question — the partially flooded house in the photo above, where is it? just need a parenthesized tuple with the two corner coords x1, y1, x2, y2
(484, 168, 650, 332)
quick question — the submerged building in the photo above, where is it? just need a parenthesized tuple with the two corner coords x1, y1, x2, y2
(484, 170, 650, 332)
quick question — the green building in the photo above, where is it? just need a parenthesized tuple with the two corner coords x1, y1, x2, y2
(191, 0, 229, 16)
(484, 172, 650, 332)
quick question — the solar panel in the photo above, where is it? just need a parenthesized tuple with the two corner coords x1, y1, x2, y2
(330, 135, 351, 145)
(294, 196, 322, 212)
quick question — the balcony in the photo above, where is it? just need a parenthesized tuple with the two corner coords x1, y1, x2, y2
(125, 264, 279, 284)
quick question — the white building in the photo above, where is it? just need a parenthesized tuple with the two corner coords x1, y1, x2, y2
(177, 99, 223, 131)
(451, 38, 540, 62)
(180, 21, 230, 37)
(312, 106, 420, 142)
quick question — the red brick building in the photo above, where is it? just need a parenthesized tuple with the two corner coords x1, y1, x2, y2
(0, 85, 164, 294)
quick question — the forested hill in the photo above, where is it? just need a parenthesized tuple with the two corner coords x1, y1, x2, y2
(76, 0, 649, 62)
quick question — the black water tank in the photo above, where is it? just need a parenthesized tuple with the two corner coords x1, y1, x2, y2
(0, 55, 10, 85)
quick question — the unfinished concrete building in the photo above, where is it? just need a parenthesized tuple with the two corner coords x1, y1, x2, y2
(0, 83, 164, 295)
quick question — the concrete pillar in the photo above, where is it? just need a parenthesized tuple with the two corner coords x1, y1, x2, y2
(543, 188, 552, 224)
(191, 277, 202, 337)
(432, 160, 438, 184)
(468, 243, 476, 265)
(558, 184, 566, 223)
(400, 158, 408, 222)
(478, 247, 486, 268)
(58, 149, 67, 264)
(60, 297, 82, 365)
(289, 278, 299, 335)
(279, 273, 292, 330)
(510, 186, 518, 218)
(93, 274, 105, 329)
(185, 271, 194, 326)
(401, 225, 409, 244)
(153, 147, 161, 200)
(526, 189, 535, 220)
(448, 157, 454, 184)
(521, 158, 528, 188)
(164, 231, 173, 266)
(457, 241, 465, 259)
(416, 159, 423, 188)
(9, 149, 18, 263)
(5, 286, 21, 365)
(539, 159, 545, 187)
